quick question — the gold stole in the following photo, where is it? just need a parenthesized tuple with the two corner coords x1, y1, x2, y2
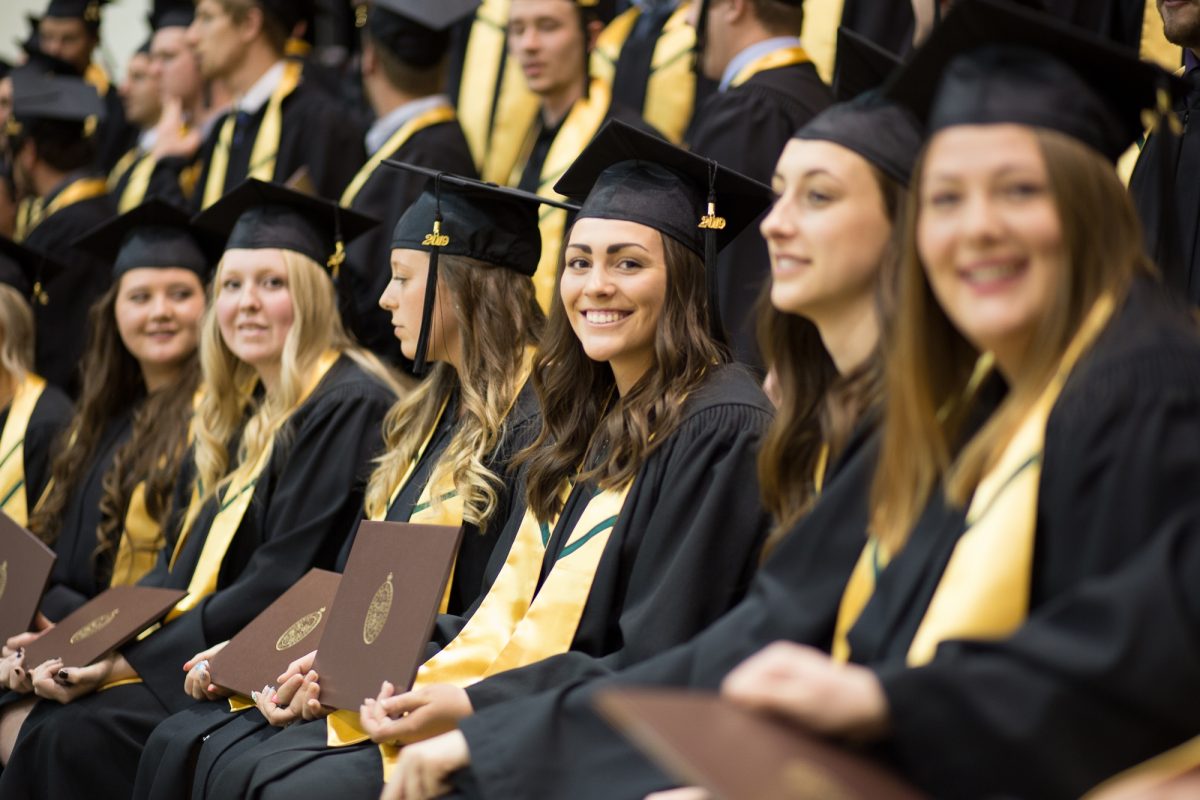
(590, 3, 696, 144)
(84, 63, 111, 97)
(798, 0, 845, 84)
(0, 374, 47, 527)
(458, 0, 540, 180)
(509, 79, 613, 311)
(340, 106, 458, 206)
(201, 60, 303, 210)
(13, 178, 109, 242)
(108, 147, 159, 214)
(164, 351, 339, 621)
(107, 482, 163, 587)
(370, 484, 631, 776)
(728, 45, 811, 89)
(830, 295, 1117, 666)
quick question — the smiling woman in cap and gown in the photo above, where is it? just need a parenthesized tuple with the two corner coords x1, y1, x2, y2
(0, 180, 401, 800)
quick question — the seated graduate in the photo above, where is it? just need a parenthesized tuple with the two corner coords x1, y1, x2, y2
(0, 200, 211, 762)
(132, 169, 553, 800)
(0, 239, 71, 533)
(382, 37, 926, 800)
(198, 119, 777, 800)
(0, 180, 401, 799)
(701, 3, 1200, 798)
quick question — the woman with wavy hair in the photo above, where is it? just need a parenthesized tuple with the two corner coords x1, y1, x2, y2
(195, 121, 778, 800)
(704, 6, 1200, 800)
(0, 180, 400, 799)
(132, 172, 553, 800)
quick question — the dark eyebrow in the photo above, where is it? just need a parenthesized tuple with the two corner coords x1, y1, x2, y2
(606, 242, 650, 255)
(565, 243, 591, 253)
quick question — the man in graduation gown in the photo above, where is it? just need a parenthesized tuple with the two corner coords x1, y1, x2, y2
(34, 0, 138, 174)
(685, 0, 832, 367)
(6, 68, 115, 395)
(338, 0, 478, 367)
(1129, 0, 1200, 306)
(106, 43, 164, 213)
(503, 0, 655, 308)
(186, 0, 366, 209)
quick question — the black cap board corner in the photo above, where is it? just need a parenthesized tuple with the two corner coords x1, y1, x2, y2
(149, 0, 195, 30)
(0, 236, 63, 306)
(7, 68, 104, 140)
(73, 198, 220, 282)
(42, 0, 110, 25)
(383, 162, 572, 374)
(554, 118, 773, 344)
(792, 29, 923, 186)
(883, 0, 1187, 162)
(191, 179, 378, 279)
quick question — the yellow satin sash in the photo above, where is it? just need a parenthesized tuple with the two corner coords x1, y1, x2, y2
(116, 152, 159, 214)
(831, 295, 1116, 666)
(107, 147, 140, 192)
(729, 45, 811, 89)
(107, 482, 162, 587)
(458, 0, 540, 180)
(591, 4, 696, 144)
(165, 351, 339, 620)
(84, 63, 111, 97)
(0, 374, 46, 526)
(372, 484, 631, 775)
(14, 178, 109, 242)
(798, 0, 845, 84)
(340, 106, 458, 206)
(201, 60, 303, 210)
(510, 79, 613, 310)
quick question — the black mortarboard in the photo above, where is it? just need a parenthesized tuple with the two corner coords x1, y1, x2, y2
(384, 161, 576, 373)
(191, 179, 378, 277)
(73, 198, 220, 281)
(554, 119, 773, 342)
(0, 236, 47, 298)
(148, 0, 195, 30)
(42, 0, 109, 27)
(365, 0, 480, 68)
(793, 29, 923, 186)
(885, 0, 1186, 163)
(7, 69, 104, 139)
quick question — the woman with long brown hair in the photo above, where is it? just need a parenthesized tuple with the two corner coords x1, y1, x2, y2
(198, 120, 776, 800)
(0, 180, 400, 799)
(132, 171, 553, 800)
(709, 5, 1200, 799)
(369, 41, 928, 800)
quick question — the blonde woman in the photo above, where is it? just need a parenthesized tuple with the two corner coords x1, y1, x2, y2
(134, 172, 553, 800)
(0, 180, 400, 799)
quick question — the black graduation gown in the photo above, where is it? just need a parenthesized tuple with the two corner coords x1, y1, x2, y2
(0, 357, 394, 800)
(1, 381, 71, 527)
(445, 414, 880, 800)
(38, 410, 134, 621)
(1129, 71, 1200, 306)
(189, 77, 366, 208)
(203, 364, 775, 800)
(686, 62, 832, 370)
(516, 101, 654, 196)
(132, 384, 541, 800)
(22, 180, 116, 396)
(108, 147, 198, 212)
(95, 82, 140, 177)
(865, 279, 1200, 799)
(341, 120, 476, 367)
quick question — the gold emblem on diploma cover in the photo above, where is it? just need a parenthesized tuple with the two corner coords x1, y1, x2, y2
(276, 607, 326, 651)
(69, 608, 120, 644)
(362, 572, 394, 645)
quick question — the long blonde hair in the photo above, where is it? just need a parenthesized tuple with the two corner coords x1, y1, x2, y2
(870, 129, 1153, 554)
(363, 254, 543, 527)
(193, 249, 403, 503)
(0, 285, 34, 383)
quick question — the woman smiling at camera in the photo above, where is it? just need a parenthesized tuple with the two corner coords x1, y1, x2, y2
(0, 180, 400, 800)
(200, 120, 777, 800)
(715, 6, 1200, 800)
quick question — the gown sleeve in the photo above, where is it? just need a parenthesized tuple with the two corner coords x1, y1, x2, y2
(124, 382, 391, 708)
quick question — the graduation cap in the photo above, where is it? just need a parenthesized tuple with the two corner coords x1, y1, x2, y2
(793, 29, 923, 186)
(554, 119, 773, 343)
(148, 0, 195, 31)
(192, 179, 378, 280)
(42, 0, 110, 27)
(384, 161, 577, 373)
(884, 0, 1187, 163)
(73, 198, 221, 282)
(7, 69, 104, 141)
(363, 0, 480, 68)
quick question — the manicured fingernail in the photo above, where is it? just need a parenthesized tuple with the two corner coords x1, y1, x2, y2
(271, 694, 279, 703)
